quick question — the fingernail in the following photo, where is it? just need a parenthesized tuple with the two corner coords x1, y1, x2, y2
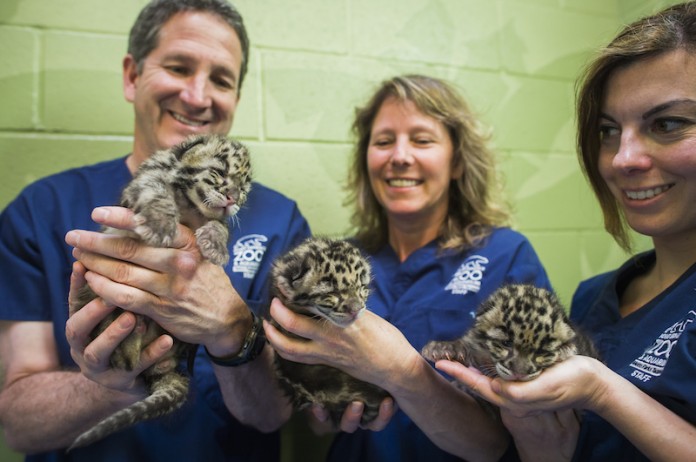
(65, 230, 80, 246)
(92, 207, 109, 221)
(159, 335, 173, 351)
(350, 402, 363, 413)
(313, 405, 328, 422)
(118, 313, 134, 329)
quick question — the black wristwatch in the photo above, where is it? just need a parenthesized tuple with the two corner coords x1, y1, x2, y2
(205, 312, 267, 367)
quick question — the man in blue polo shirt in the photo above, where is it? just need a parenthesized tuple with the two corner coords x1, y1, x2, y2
(0, 1, 309, 460)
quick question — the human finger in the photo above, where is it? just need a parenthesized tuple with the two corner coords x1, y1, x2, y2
(436, 360, 488, 393)
(338, 401, 365, 433)
(360, 397, 396, 432)
(79, 310, 137, 370)
(262, 318, 317, 365)
(82, 270, 158, 315)
(90, 206, 138, 231)
(435, 360, 508, 405)
(67, 228, 198, 278)
(68, 261, 89, 316)
(91, 206, 197, 252)
(310, 404, 330, 423)
(304, 406, 339, 435)
(268, 297, 323, 341)
(66, 295, 118, 352)
(136, 334, 175, 375)
(73, 246, 171, 297)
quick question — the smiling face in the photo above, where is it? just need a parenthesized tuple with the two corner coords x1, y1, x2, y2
(598, 49, 696, 245)
(124, 11, 242, 167)
(367, 97, 457, 229)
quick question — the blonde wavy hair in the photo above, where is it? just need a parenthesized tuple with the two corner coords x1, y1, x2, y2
(346, 75, 510, 253)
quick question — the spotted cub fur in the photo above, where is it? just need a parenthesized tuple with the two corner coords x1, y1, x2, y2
(270, 237, 390, 426)
(69, 134, 252, 449)
(422, 284, 597, 382)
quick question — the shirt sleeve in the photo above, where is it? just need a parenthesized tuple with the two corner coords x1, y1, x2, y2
(0, 193, 55, 321)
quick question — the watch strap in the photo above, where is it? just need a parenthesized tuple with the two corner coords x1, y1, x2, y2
(205, 312, 266, 367)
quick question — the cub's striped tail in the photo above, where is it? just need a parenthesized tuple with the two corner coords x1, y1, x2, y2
(68, 372, 189, 450)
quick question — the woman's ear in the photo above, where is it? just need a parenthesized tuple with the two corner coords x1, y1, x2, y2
(451, 158, 465, 180)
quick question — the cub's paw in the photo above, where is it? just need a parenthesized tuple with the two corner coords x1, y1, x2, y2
(133, 213, 177, 247)
(195, 221, 229, 266)
(421, 340, 465, 363)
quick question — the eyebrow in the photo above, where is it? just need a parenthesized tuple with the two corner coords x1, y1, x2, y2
(371, 122, 442, 134)
(641, 99, 696, 119)
(600, 98, 696, 124)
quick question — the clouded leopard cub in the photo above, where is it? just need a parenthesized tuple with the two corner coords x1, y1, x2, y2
(270, 237, 390, 426)
(68, 134, 252, 449)
(422, 284, 598, 382)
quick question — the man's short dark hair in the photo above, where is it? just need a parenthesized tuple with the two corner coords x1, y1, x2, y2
(128, 0, 250, 92)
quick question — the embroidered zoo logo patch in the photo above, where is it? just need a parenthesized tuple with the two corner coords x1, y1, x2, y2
(629, 310, 696, 383)
(232, 234, 268, 279)
(446, 255, 489, 295)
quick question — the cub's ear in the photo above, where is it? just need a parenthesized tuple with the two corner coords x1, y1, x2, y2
(274, 276, 293, 301)
(272, 256, 312, 301)
(171, 135, 207, 160)
(289, 258, 314, 288)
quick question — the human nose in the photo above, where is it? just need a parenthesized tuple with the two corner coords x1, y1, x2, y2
(612, 130, 652, 173)
(390, 139, 413, 165)
(180, 73, 211, 108)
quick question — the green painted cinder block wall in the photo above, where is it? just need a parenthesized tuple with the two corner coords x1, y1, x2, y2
(0, 1, 680, 460)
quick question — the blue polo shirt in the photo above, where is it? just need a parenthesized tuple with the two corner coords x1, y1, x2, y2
(0, 156, 311, 462)
(328, 228, 552, 462)
(570, 251, 696, 461)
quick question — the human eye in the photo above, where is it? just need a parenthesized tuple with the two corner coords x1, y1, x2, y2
(212, 74, 236, 91)
(598, 122, 619, 143)
(411, 130, 436, 146)
(370, 135, 393, 147)
(650, 117, 691, 135)
(165, 64, 190, 76)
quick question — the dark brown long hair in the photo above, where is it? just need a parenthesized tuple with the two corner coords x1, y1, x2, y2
(576, 1, 696, 251)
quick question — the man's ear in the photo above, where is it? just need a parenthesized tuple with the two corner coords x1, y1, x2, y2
(122, 54, 138, 103)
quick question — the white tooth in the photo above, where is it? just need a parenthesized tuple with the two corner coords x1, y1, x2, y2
(389, 179, 418, 187)
(626, 186, 669, 200)
(172, 112, 205, 127)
